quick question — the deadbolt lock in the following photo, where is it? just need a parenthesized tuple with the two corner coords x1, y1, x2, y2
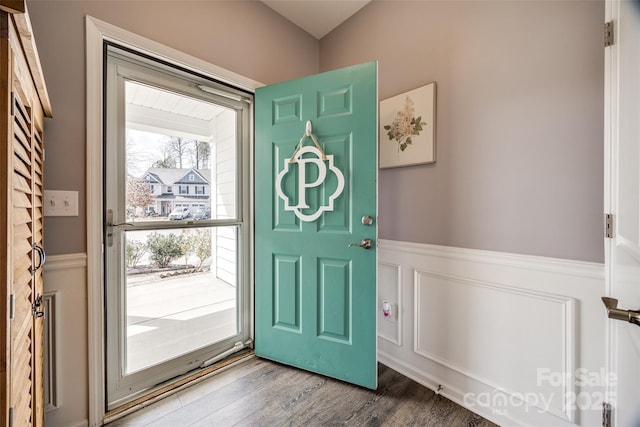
(361, 215, 374, 226)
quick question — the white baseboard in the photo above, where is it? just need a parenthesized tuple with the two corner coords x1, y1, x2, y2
(378, 349, 526, 427)
(377, 239, 606, 427)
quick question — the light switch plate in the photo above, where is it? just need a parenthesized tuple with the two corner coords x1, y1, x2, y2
(44, 190, 79, 217)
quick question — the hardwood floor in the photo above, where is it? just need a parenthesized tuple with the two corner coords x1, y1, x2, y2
(106, 357, 498, 426)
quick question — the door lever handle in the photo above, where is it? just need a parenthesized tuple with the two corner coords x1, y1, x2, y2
(31, 244, 46, 275)
(348, 238, 373, 250)
(106, 209, 134, 247)
(108, 222, 134, 228)
(602, 297, 640, 327)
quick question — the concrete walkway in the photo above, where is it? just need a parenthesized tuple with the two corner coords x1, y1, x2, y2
(125, 271, 237, 373)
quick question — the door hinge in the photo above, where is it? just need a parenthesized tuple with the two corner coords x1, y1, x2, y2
(8, 406, 13, 427)
(602, 402, 612, 427)
(605, 21, 614, 47)
(605, 213, 614, 238)
(9, 294, 15, 320)
(10, 92, 14, 117)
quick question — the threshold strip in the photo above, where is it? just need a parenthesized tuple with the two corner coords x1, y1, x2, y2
(104, 349, 255, 423)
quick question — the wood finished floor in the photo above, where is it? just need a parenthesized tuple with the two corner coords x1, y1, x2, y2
(106, 357, 498, 427)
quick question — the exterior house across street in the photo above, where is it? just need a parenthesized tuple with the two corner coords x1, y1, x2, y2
(141, 167, 211, 217)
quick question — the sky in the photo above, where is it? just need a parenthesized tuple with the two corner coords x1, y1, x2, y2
(126, 129, 167, 177)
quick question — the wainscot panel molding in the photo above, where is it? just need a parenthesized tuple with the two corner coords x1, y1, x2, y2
(43, 253, 89, 427)
(378, 262, 402, 346)
(43, 291, 59, 412)
(377, 239, 606, 427)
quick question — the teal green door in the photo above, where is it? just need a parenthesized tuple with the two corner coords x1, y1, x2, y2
(255, 62, 378, 389)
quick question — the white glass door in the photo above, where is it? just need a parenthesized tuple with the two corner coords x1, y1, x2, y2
(104, 46, 251, 409)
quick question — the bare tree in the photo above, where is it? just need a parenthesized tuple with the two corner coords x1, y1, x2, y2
(191, 141, 211, 169)
(152, 145, 177, 168)
(126, 133, 145, 175)
(166, 136, 192, 168)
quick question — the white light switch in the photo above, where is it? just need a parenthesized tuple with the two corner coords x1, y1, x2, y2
(44, 190, 79, 217)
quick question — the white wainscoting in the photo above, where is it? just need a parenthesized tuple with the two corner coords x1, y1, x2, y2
(43, 253, 89, 427)
(377, 240, 606, 427)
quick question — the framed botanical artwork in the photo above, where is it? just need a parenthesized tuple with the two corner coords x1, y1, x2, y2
(379, 82, 436, 168)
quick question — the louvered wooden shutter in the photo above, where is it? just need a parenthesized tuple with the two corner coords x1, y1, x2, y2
(1, 6, 50, 426)
(10, 81, 41, 427)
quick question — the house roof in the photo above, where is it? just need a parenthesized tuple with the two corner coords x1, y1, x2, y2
(175, 169, 209, 184)
(142, 168, 211, 185)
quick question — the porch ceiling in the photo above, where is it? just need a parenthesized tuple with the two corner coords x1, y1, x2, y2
(126, 81, 226, 142)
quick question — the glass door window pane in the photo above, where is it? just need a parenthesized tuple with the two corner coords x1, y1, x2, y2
(125, 227, 238, 373)
(125, 81, 238, 223)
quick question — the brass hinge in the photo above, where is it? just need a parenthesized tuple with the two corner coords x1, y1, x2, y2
(605, 214, 614, 238)
(9, 294, 15, 320)
(605, 21, 614, 47)
(602, 402, 612, 427)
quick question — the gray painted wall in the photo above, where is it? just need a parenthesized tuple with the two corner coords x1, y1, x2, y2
(28, 0, 319, 255)
(321, 0, 605, 262)
(31, 1, 605, 262)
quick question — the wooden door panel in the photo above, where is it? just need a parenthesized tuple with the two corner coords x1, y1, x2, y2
(9, 65, 40, 427)
(255, 62, 377, 389)
(1, 9, 47, 426)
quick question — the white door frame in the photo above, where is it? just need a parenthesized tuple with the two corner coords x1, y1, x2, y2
(85, 16, 261, 426)
(603, 1, 640, 425)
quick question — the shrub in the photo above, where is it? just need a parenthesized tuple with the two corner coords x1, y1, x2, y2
(180, 229, 212, 269)
(193, 229, 212, 269)
(146, 232, 184, 268)
(125, 239, 147, 268)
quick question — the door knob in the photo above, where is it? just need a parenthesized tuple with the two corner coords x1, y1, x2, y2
(602, 297, 640, 327)
(348, 238, 373, 249)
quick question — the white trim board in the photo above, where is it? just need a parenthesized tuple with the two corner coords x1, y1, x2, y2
(44, 253, 87, 271)
(377, 239, 606, 427)
(85, 16, 262, 426)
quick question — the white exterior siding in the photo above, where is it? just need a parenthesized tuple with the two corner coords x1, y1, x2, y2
(215, 110, 236, 219)
(215, 227, 236, 286)
(214, 109, 237, 285)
